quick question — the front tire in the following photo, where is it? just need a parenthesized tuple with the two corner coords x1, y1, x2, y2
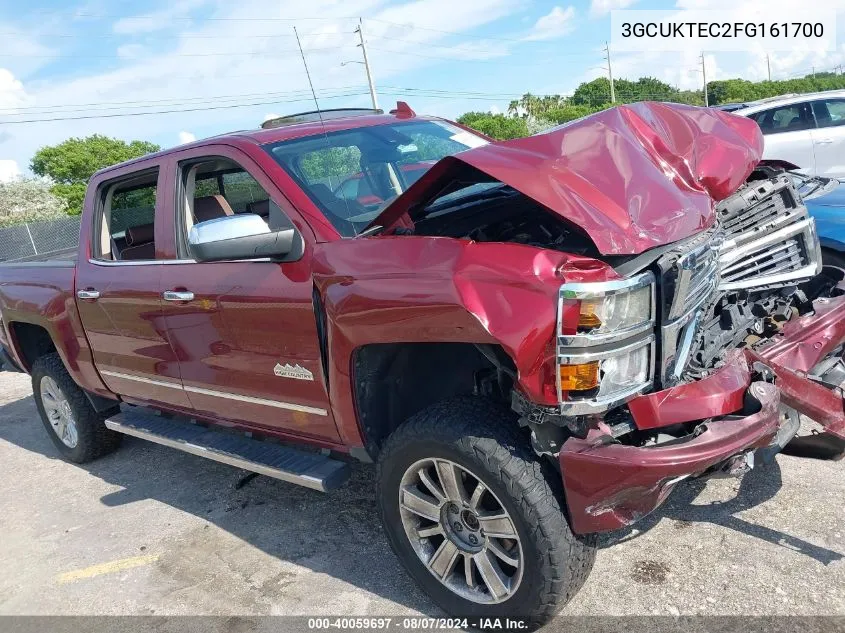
(31, 353, 121, 463)
(376, 397, 596, 628)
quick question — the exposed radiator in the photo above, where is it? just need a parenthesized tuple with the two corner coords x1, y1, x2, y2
(716, 175, 821, 291)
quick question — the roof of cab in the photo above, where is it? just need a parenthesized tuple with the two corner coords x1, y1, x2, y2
(93, 106, 432, 177)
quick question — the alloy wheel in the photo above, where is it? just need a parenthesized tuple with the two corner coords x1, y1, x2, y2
(398, 457, 523, 604)
(40, 376, 78, 448)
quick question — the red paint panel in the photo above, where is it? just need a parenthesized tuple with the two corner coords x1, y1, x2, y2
(159, 258, 340, 442)
(757, 294, 845, 372)
(628, 351, 750, 429)
(371, 103, 763, 255)
(0, 263, 111, 397)
(561, 382, 781, 534)
(313, 237, 618, 446)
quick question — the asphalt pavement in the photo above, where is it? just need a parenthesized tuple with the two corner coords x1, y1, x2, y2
(0, 370, 842, 625)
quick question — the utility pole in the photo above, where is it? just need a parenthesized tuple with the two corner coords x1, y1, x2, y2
(701, 53, 708, 106)
(604, 42, 615, 103)
(355, 18, 379, 111)
(766, 54, 771, 81)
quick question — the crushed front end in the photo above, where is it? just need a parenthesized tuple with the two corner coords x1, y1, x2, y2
(514, 173, 845, 534)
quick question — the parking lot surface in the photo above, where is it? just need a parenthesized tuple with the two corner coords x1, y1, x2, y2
(0, 370, 842, 623)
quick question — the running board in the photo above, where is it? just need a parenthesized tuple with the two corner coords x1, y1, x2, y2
(105, 409, 350, 492)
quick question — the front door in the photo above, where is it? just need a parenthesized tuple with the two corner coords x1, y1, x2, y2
(157, 149, 339, 443)
(75, 164, 192, 410)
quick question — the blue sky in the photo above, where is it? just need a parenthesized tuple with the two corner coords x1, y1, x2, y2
(1, 0, 844, 180)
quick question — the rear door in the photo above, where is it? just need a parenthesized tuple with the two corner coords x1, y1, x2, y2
(748, 102, 816, 173)
(75, 163, 192, 410)
(809, 97, 845, 178)
(155, 145, 339, 443)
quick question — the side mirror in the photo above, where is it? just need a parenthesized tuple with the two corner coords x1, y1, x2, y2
(188, 214, 304, 263)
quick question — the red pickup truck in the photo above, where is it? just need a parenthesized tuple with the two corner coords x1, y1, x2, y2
(1, 102, 843, 626)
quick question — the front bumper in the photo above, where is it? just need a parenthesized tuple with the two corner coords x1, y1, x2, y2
(560, 292, 845, 535)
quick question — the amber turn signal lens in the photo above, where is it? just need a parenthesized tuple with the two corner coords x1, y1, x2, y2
(577, 300, 603, 330)
(559, 362, 600, 391)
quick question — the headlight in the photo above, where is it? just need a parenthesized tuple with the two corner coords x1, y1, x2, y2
(558, 271, 655, 345)
(555, 272, 656, 414)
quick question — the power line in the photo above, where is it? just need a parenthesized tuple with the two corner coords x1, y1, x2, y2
(0, 30, 353, 39)
(367, 46, 559, 66)
(0, 87, 371, 116)
(48, 12, 359, 22)
(367, 34, 598, 58)
(0, 91, 370, 124)
(365, 18, 535, 45)
(0, 45, 357, 59)
(0, 85, 369, 113)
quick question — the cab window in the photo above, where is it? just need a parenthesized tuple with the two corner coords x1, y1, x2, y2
(94, 169, 159, 262)
(176, 157, 293, 259)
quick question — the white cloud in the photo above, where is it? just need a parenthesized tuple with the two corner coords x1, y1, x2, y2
(0, 69, 27, 109)
(590, 0, 638, 18)
(0, 0, 526, 172)
(489, 104, 501, 114)
(524, 6, 576, 41)
(178, 131, 197, 144)
(0, 160, 21, 183)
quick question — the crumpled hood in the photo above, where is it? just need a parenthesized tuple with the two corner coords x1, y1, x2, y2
(370, 102, 763, 255)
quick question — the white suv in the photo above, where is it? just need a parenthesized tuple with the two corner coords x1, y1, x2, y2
(727, 90, 845, 179)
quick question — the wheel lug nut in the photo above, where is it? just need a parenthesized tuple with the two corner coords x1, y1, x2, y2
(453, 522, 463, 532)
(468, 534, 478, 545)
(448, 503, 460, 514)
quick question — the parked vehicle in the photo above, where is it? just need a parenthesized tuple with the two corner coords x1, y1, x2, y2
(1, 102, 844, 627)
(729, 90, 845, 178)
(748, 165, 845, 268)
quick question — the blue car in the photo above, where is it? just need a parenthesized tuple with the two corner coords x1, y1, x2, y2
(790, 172, 845, 268)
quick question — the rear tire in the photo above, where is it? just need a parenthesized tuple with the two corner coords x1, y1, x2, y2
(31, 353, 121, 463)
(376, 397, 596, 629)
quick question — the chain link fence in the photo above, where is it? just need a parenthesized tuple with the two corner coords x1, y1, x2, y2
(0, 216, 82, 262)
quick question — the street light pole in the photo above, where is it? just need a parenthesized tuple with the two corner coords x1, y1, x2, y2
(356, 18, 379, 111)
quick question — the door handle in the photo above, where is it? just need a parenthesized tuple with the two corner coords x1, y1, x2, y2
(163, 290, 195, 302)
(816, 138, 834, 145)
(76, 289, 100, 300)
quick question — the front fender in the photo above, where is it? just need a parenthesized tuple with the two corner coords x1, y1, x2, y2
(312, 236, 616, 447)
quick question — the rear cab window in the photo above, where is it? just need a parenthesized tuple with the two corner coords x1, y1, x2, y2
(93, 169, 159, 262)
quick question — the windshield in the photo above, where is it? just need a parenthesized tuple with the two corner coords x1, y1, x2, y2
(264, 120, 487, 237)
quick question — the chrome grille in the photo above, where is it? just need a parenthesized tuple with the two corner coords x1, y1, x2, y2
(656, 229, 721, 385)
(717, 175, 821, 291)
(656, 174, 822, 386)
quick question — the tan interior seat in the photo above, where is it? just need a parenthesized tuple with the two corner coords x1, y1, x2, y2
(120, 223, 155, 260)
(194, 195, 235, 222)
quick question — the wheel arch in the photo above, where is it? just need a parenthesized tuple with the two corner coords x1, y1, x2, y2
(352, 342, 516, 460)
(7, 321, 57, 372)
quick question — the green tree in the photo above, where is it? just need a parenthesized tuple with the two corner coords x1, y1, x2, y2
(30, 135, 160, 215)
(456, 112, 529, 140)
